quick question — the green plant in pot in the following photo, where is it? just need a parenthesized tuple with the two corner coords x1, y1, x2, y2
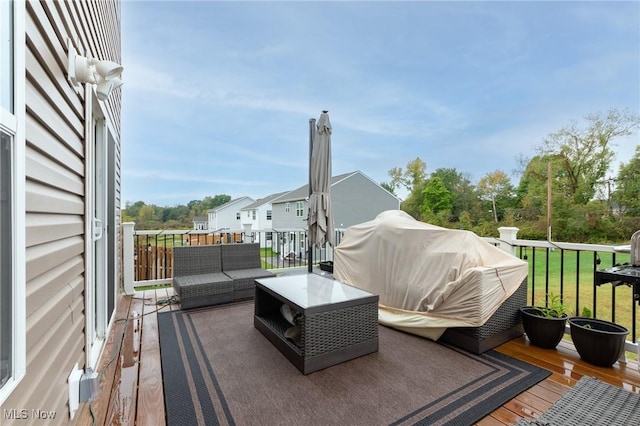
(568, 313, 629, 368)
(519, 293, 568, 349)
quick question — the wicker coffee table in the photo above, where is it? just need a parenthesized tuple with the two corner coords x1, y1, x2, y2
(254, 274, 379, 374)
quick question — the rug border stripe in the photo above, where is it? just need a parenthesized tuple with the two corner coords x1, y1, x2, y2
(157, 312, 199, 424)
(160, 310, 234, 426)
(432, 351, 551, 426)
(185, 312, 236, 425)
(391, 346, 551, 426)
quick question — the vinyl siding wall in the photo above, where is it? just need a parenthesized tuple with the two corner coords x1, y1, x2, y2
(331, 172, 400, 228)
(0, 1, 122, 422)
(208, 198, 254, 231)
(272, 200, 307, 231)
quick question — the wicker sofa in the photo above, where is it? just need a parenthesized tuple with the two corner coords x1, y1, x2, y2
(172, 245, 233, 309)
(439, 277, 528, 354)
(221, 243, 276, 300)
(173, 243, 275, 309)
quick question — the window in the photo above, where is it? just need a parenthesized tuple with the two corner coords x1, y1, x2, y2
(296, 201, 304, 217)
(252, 210, 256, 220)
(266, 210, 272, 220)
(0, 0, 25, 404)
(285, 203, 290, 213)
(0, 131, 11, 389)
(236, 212, 240, 220)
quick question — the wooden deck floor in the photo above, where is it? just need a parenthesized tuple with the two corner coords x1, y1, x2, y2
(76, 288, 640, 426)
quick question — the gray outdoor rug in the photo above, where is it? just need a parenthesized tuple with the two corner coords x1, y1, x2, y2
(515, 375, 640, 426)
(158, 302, 550, 426)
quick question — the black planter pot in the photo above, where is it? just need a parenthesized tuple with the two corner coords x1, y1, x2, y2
(519, 306, 567, 349)
(568, 317, 629, 367)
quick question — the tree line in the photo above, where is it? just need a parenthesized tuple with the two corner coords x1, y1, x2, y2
(123, 194, 231, 229)
(381, 109, 640, 243)
(124, 108, 640, 244)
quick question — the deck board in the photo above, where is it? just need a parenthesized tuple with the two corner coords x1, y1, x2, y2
(104, 295, 144, 425)
(75, 291, 640, 425)
(135, 289, 166, 426)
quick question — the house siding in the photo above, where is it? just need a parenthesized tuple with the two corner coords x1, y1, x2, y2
(331, 172, 399, 228)
(0, 1, 122, 422)
(272, 200, 307, 230)
(208, 197, 254, 231)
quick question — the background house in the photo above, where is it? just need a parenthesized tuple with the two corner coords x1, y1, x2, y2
(240, 192, 287, 247)
(0, 0, 123, 422)
(206, 197, 254, 243)
(271, 171, 400, 257)
(193, 216, 208, 230)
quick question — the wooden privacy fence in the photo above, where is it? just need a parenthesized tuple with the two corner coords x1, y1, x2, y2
(134, 244, 174, 281)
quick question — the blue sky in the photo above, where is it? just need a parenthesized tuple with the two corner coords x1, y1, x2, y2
(120, 1, 640, 206)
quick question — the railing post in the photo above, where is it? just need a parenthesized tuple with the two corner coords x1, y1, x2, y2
(497, 226, 519, 256)
(122, 222, 135, 295)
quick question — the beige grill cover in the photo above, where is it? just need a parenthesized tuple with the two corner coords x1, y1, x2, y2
(333, 210, 528, 340)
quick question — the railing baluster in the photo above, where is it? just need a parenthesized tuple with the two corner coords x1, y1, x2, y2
(633, 293, 637, 343)
(600, 251, 617, 323)
(560, 249, 566, 310)
(576, 250, 581, 318)
(545, 247, 550, 307)
(531, 248, 536, 304)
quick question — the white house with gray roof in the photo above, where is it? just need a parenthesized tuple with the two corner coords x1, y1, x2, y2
(193, 216, 208, 230)
(240, 192, 287, 246)
(207, 196, 255, 232)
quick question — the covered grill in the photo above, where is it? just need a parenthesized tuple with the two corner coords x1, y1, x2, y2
(333, 210, 528, 342)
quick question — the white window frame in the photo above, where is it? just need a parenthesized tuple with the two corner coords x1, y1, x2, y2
(285, 202, 290, 213)
(296, 201, 304, 217)
(0, 0, 26, 405)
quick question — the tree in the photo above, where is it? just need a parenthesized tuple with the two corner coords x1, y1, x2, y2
(430, 168, 478, 221)
(384, 167, 406, 193)
(137, 204, 157, 228)
(613, 145, 640, 215)
(124, 200, 146, 219)
(477, 171, 514, 223)
(406, 158, 427, 189)
(390, 157, 428, 219)
(538, 108, 640, 204)
(380, 181, 396, 195)
(421, 177, 453, 216)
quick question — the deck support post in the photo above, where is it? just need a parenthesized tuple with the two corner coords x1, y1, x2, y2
(123, 222, 135, 295)
(497, 227, 519, 256)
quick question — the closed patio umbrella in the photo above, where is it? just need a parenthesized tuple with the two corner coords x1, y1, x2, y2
(308, 111, 335, 251)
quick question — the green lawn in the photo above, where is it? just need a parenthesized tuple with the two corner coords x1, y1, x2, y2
(523, 248, 636, 335)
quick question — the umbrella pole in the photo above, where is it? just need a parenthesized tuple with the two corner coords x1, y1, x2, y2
(308, 118, 316, 273)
